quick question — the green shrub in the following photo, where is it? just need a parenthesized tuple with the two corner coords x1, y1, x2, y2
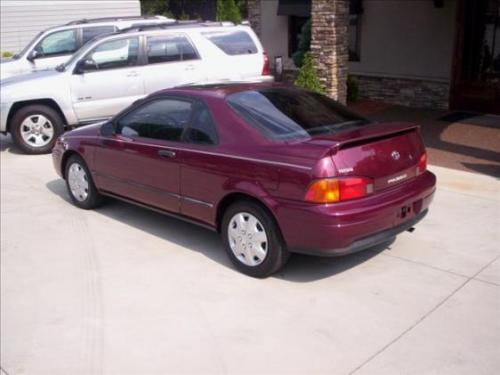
(292, 19, 311, 68)
(216, 0, 241, 24)
(294, 52, 325, 94)
(347, 75, 359, 102)
(2, 51, 14, 58)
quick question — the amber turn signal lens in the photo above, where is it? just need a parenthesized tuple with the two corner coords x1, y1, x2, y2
(305, 177, 374, 203)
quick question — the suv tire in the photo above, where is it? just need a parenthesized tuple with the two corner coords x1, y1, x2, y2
(10, 104, 64, 154)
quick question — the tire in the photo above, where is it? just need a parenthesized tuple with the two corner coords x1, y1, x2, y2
(221, 200, 290, 278)
(65, 154, 104, 210)
(10, 104, 64, 154)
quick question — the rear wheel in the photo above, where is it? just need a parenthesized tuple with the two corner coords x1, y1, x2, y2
(10, 105, 64, 154)
(65, 155, 104, 209)
(221, 200, 289, 278)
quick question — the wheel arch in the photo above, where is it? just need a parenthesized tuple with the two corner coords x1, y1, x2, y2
(215, 192, 282, 237)
(7, 99, 67, 133)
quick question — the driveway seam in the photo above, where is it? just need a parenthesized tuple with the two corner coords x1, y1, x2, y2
(349, 253, 500, 374)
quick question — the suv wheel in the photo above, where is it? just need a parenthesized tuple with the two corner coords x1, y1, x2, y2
(65, 155, 104, 209)
(221, 200, 290, 278)
(10, 105, 64, 154)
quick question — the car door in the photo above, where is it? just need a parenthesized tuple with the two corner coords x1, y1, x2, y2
(69, 36, 145, 122)
(29, 29, 79, 72)
(93, 96, 195, 213)
(142, 33, 206, 93)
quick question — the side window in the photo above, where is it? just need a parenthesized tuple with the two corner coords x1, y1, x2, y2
(34, 29, 77, 57)
(117, 98, 193, 142)
(185, 103, 218, 144)
(82, 26, 116, 45)
(146, 35, 199, 64)
(202, 30, 258, 55)
(85, 37, 139, 71)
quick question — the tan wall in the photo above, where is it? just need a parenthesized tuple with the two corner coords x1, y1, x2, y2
(258, 0, 457, 82)
(350, 0, 457, 82)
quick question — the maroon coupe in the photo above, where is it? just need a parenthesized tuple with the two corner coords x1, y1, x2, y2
(52, 83, 436, 277)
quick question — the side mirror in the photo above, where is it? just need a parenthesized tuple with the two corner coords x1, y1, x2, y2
(27, 50, 39, 62)
(100, 121, 115, 137)
(74, 59, 97, 74)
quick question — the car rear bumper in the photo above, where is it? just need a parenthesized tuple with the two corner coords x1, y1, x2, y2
(274, 171, 436, 256)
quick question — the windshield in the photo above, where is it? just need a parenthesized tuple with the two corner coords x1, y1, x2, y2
(226, 88, 369, 140)
(13, 32, 43, 59)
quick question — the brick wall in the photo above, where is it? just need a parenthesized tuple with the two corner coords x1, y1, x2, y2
(351, 74, 450, 110)
(247, 0, 261, 37)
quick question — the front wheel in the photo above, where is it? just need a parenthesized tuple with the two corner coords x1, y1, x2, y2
(221, 200, 290, 278)
(10, 105, 64, 154)
(65, 155, 104, 209)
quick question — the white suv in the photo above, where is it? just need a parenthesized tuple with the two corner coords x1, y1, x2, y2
(0, 15, 173, 80)
(0, 21, 272, 154)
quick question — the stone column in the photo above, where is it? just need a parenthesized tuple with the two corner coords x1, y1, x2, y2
(311, 0, 349, 103)
(247, 0, 261, 37)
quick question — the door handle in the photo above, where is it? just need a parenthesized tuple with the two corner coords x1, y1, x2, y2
(184, 65, 195, 71)
(126, 71, 138, 77)
(158, 149, 176, 158)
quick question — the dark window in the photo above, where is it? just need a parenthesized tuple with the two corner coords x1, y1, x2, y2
(184, 103, 218, 144)
(85, 37, 139, 71)
(349, 15, 361, 61)
(34, 29, 77, 57)
(117, 98, 193, 142)
(146, 35, 199, 64)
(288, 16, 308, 57)
(82, 26, 116, 44)
(202, 30, 258, 55)
(226, 88, 368, 140)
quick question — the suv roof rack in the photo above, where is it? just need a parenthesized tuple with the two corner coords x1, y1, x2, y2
(66, 15, 167, 25)
(118, 20, 235, 33)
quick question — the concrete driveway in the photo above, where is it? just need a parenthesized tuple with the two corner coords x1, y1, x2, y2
(1, 135, 499, 375)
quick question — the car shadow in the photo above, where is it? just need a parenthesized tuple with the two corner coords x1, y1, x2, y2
(0, 134, 23, 154)
(46, 179, 389, 283)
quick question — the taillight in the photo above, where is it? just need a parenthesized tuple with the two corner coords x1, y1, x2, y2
(262, 52, 270, 75)
(416, 152, 427, 176)
(305, 177, 374, 203)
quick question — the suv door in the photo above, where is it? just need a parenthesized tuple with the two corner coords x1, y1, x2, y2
(143, 33, 206, 93)
(69, 36, 145, 122)
(29, 29, 79, 71)
(94, 97, 195, 213)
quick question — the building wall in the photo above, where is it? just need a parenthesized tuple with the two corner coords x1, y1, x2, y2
(350, 0, 457, 82)
(0, 0, 141, 54)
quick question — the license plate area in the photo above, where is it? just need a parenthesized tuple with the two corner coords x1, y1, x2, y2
(398, 204, 412, 220)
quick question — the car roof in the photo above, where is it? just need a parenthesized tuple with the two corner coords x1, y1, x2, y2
(153, 82, 293, 99)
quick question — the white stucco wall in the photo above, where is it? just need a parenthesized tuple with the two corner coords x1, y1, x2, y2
(258, 0, 457, 82)
(0, 0, 141, 54)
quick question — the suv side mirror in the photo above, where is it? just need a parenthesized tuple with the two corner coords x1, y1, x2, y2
(27, 50, 39, 62)
(74, 59, 97, 74)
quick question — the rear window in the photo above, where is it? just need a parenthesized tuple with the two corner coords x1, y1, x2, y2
(202, 30, 257, 55)
(226, 88, 369, 140)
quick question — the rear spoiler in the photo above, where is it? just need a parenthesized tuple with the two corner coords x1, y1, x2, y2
(329, 122, 420, 154)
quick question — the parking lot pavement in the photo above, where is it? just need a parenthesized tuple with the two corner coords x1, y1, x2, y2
(1, 135, 499, 375)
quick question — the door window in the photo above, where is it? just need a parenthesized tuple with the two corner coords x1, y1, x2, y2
(184, 103, 218, 144)
(146, 35, 199, 64)
(117, 98, 193, 142)
(85, 37, 139, 71)
(82, 26, 116, 45)
(34, 29, 77, 57)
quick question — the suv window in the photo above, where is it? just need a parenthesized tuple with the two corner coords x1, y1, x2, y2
(185, 103, 218, 144)
(34, 29, 77, 57)
(202, 30, 257, 55)
(226, 88, 368, 140)
(82, 26, 116, 44)
(85, 37, 139, 71)
(146, 35, 199, 64)
(117, 98, 193, 142)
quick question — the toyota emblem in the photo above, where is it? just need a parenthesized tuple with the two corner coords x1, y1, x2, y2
(391, 151, 401, 160)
